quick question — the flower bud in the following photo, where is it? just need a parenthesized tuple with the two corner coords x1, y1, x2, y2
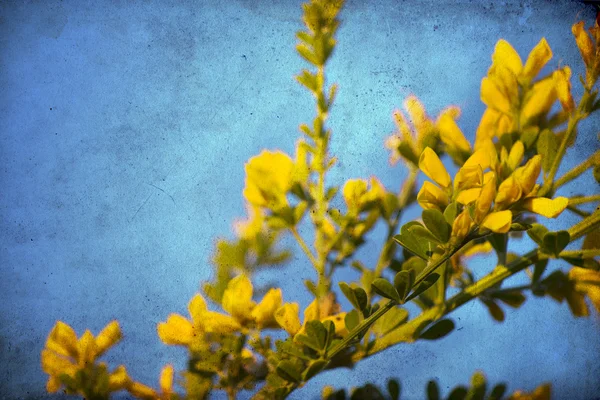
(451, 209, 473, 241)
(513, 155, 542, 196)
(495, 175, 522, 209)
(475, 173, 497, 223)
(417, 181, 450, 210)
(419, 147, 452, 188)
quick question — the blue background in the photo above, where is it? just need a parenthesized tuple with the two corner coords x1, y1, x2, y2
(1, 1, 599, 399)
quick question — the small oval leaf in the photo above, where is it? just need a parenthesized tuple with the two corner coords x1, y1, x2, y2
(419, 319, 455, 340)
(371, 278, 401, 302)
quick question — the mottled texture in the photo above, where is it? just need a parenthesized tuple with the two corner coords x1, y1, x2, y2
(0, 1, 598, 399)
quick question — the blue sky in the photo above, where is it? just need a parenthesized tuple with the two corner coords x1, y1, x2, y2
(1, 1, 598, 398)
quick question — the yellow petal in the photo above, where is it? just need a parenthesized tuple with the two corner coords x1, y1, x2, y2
(463, 148, 493, 171)
(462, 241, 494, 257)
(475, 109, 499, 148)
(513, 155, 542, 196)
(203, 311, 242, 334)
(303, 299, 320, 323)
(342, 179, 368, 211)
(160, 364, 174, 394)
(521, 78, 556, 124)
(95, 320, 122, 358)
(128, 381, 158, 399)
(46, 321, 79, 359)
(475, 172, 497, 223)
(451, 209, 473, 240)
(489, 64, 519, 104)
(572, 21, 595, 69)
(41, 349, 77, 377)
(481, 77, 511, 115)
(495, 175, 523, 209)
(46, 376, 62, 393)
(521, 197, 568, 218)
(275, 303, 302, 336)
(419, 147, 451, 188)
(491, 39, 523, 76)
(481, 210, 512, 233)
(456, 187, 482, 205)
(404, 95, 428, 136)
(77, 330, 97, 365)
(569, 267, 600, 284)
(417, 181, 450, 211)
(234, 204, 265, 240)
(393, 109, 414, 144)
(507, 141, 524, 171)
(251, 288, 283, 327)
(108, 365, 131, 391)
(157, 314, 194, 346)
(222, 274, 255, 321)
(188, 293, 208, 329)
(454, 164, 483, 194)
(553, 66, 575, 112)
(437, 113, 471, 153)
(522, 38, 552, 80)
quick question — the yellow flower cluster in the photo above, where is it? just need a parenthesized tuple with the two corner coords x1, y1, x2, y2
(42, 320, 174, 399)
(41, 320, 123, 393)
(158, 275, 283, 347)
(417, 140, 568, 240)
(476, 38, 574, 147)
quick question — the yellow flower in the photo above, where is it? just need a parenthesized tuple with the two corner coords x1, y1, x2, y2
(419, 147, 451, 188)
(451, 209, 473, 241)
(251, 288, 283, 328)
(274, 303, 302, 336)
(508, 383, 551, 400)
(108, 365, 131, 392)
(521, 197, 569, 218)
(506, 140, 524, 172)
(495, 175, 522, 210)
(127, 364, 175, 400)
(342, 179, 368, 211)
(512, 155, 541, 196)
(243, 150, 295, 209)
(159, 364, 175, 398)
(417, 181, 450, 211)
(474, 172, 497, 223)
(521, 75, 558, 124)
(572, 21, 595, 70)
(222, 274, 256, 322)
(157, 314, 195, 346)
(437, 110, 471, 153)
(480, 210, 513, 234)
(522, 38, 552, 81)
(42, 320, 123, 393)
(553, 66, 575, 112)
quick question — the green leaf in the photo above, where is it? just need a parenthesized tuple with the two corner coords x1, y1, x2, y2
(353, 287, 368, 312)
(543, 230, 570, 256)
(339, 282, 360, 310)
(532, 259, 549, 283)
(394, 227, 428, 260)
(344, 309, 360, 331)
(482, 299, 504, 322)
(447, 386, 468, 400)
(371, 278, 401, 302)
(405, 273, 440, 302)
(493, 291, 526, 308)
(537, 129, 558, 173)
(527, 223, 549, 246)
(403, 257, 427, 277)
(521, 126, 539, 149)
(509, 222, 532, 232)
(302, 359, 327, 381)
(276, 360, 302, 383)
(296, 69, 318, 93)
(295, 334, 322, 353)
(305, 280, 317, 296)
(489, 383, 507, 400)
(305, 320, 327, 350)
(426, 380, 440, 400)
(443, 202, 459, 226)
(394, 270, 413, 301)
(388, 379, 401, 400)
(296, 43, 319, 66)
(419, 319, 455, 340)
(488, 233, 507, 265)
(423, 209, 451, 243)
(465, 371, 486, 400)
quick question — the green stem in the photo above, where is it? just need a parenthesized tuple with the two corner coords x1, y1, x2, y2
(291, 228, 319, 269)
(554, 150, 600, 188)
(559, 249, 600, 259)
(568, 194, 600, 206)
